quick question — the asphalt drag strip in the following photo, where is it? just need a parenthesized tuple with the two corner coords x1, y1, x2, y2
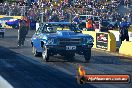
(0, 29, 132, 88)
(0, 46, 97, 88)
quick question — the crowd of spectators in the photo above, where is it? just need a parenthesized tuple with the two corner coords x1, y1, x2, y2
(73, 0, 132, 22)
(0, 2, 27, 16)
(43, 0, 132, 23)
(0, 0, 132, 23)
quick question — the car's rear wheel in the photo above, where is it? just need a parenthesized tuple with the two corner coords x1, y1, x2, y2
(84, 49, 91, 62)
(42, 46, 49, 62)
(32, 46, 40, 57)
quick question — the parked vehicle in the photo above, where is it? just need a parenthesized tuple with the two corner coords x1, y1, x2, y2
(0, 27, 5, 38)
(0, 24, 5, 38)
(31, 22, 94, 62)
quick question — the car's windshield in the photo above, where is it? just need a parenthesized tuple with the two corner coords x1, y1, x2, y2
(41, 23, 78, 33)
(42, 25, 57, 33)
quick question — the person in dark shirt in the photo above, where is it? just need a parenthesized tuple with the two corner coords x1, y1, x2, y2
(119, 18, 130, 44)
(18, 19, 28, 47)
(86, 17, 95, 31)
(72, 14, 82, 31)
(73, 14, 81, 24)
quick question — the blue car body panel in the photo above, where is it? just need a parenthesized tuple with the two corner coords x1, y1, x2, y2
(31, 22, 94, 53)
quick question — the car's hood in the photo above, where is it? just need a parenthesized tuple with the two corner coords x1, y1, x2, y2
(42, 31, 93, 39)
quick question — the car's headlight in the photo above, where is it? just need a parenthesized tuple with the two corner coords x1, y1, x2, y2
(47, 38, 54, 44)
(86, 37, 94, 43)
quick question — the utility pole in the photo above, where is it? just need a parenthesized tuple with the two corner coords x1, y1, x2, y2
(38, 0, 43, 23)
(41, 5, 44, 23)
(23, 5, 26, 16)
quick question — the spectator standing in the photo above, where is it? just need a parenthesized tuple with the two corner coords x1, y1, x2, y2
(119, 18, 130, 44)
(18, 17, 28, 47)
(72, 14, 82, 31)
(86, 17, 95, 31)
(73, 14, 81, 24)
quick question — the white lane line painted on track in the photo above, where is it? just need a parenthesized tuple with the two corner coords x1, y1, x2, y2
(0, 76, 14, 88)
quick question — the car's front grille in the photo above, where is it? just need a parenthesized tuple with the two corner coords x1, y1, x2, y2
(58, 38, 82, 45)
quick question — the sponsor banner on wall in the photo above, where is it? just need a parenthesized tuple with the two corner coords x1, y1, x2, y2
(96, 33, 108, 50)
(0, 16, 22, 29)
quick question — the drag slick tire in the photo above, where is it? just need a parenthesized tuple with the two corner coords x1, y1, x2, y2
(84, 49, 91, 62)
(32, 46, 40, 57)
(42, 46, 49, 62)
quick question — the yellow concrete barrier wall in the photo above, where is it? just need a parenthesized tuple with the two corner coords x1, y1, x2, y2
(107, 32, 116, 52)
(0, 15, 5, 18)
(82, 31, 116, 52)
(119, 41, 132, 57)
(0, 15, 22, 19)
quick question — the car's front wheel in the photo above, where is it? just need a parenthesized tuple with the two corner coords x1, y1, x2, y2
(84, 49, 91, 62)
(42, 46, 49, 62)
(32, 46, 40, 57)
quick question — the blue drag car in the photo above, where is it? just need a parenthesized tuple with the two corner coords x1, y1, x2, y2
(31, 22, 94, 62)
